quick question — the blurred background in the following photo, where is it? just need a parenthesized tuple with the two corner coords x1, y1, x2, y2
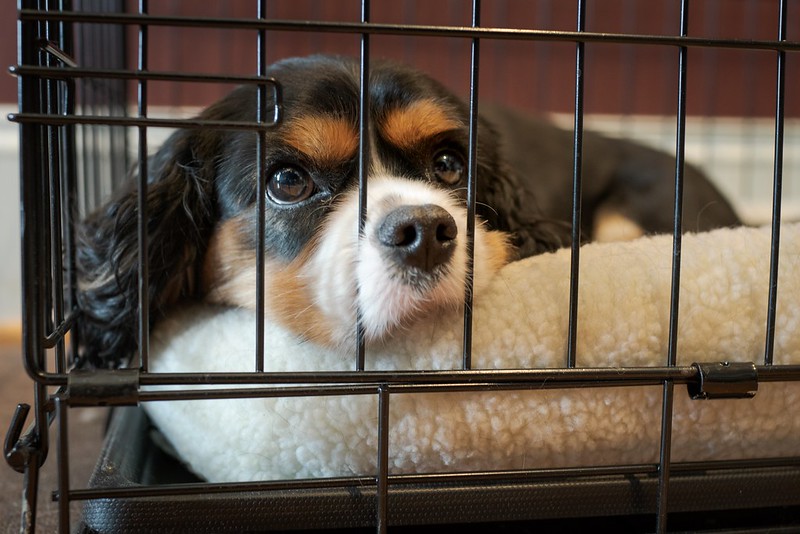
(0, 0, 797, 328)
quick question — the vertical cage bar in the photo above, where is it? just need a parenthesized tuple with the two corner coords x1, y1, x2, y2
(44, 0, 68, 374)
(566, 0, 586, 369)
(376, 385, 390, 534)
(29, 0, 54, 432)
(106, 0, 130, 191)
(20, 461, 41, 534)
(19, 450, 42, 534)
(655, 379, 676, 533)
(254, 0, 268, 372)
(87, 80, 101, 212)
(55, 396, 70, 532)
(667, 1, 690, 370)
(37, 0, 53, 366)
(41, 0, 55, 351)
(356, 0, 371, 371)
(17, 2, 48, 530)
(75, 0, 94, 218)
(49, 126, 66, 372)
(117, 7, 131, 188)
(461, 0, 480, 370)
(763, 0, 787, 367)
(136, 0, 150, 372)
(656, 2, 690, 531)
(60, 0, 79, 365)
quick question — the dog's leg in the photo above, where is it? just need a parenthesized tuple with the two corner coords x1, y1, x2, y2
(592, 205, 645, 243)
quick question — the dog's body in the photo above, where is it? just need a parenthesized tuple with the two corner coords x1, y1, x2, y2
(484, 105, 740, 240)
(76, 55, 740, 367)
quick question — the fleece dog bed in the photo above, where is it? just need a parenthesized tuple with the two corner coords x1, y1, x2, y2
(145, 224, 799, 483)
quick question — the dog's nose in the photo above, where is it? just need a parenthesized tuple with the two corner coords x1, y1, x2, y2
(376, 205, 458, 271)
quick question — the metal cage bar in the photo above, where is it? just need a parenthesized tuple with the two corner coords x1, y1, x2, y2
(254, 0, 268, 373)
(356, 0, 371, 371)
(460, 0, 481, 371)
(655, 1, 691, 531)
(136, 0, 150, 373)
(764, 0, 788, 367)
(13, 9, 800, 53)
(565, 0, 586, 371)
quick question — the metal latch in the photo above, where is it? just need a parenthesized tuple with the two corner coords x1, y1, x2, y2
(688, 361, 758, 400)
(4, 404, 34, 473)
(67, 368, 140, 406)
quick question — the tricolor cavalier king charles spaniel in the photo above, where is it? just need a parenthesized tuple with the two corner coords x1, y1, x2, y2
(76, 55, 740, 368)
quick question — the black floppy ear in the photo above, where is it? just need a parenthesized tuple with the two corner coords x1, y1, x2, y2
(478, 176, 573, 258)
(76, 128, 218, 368)
(503, 217, 573, 257)
(474, 115, 573, 259)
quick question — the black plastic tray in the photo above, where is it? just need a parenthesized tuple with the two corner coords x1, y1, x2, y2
(77, 406, 800, 533)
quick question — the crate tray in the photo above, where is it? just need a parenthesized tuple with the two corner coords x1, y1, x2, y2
(75, 405, 800, 532)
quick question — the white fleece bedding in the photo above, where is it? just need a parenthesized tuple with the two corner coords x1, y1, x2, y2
(145, 224, 800, 482)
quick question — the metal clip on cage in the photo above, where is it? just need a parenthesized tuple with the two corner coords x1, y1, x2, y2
(688, 362, 759, 400)
(67, 370, 140, 407)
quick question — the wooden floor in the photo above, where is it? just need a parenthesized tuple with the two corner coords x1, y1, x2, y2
(0, 341, 106, 533)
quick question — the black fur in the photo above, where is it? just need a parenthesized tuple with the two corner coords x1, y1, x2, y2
(483, 105, 741, 236)
(75, 54, 739, 368)
(76, 122, 218, 367)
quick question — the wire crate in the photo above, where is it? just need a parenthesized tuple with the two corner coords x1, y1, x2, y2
(5, 1, 800, 532)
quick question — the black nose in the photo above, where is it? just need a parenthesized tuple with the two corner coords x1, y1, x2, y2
(376, 205, 458, 271)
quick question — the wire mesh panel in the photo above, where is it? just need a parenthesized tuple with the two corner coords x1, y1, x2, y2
(5, 1, 800, 533)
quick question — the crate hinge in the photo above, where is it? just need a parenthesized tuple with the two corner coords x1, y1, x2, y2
(688, 361, 758, 400)
(67, 368, 140, 407)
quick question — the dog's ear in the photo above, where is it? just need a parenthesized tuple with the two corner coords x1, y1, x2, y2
(505, 218, 573, 257)
(76, 128, 219, 368)
(477, 181, 573, 258)
(474, 116, 573, 258)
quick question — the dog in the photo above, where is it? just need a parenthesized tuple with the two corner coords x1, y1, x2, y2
(76, 54, 740, 368)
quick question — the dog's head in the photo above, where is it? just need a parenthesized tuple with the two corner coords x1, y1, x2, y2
(76, 55, 566, 367)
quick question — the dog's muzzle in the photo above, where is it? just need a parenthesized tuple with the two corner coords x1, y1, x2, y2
(279, 176, 508, 347)
(376, 204, 457, 274)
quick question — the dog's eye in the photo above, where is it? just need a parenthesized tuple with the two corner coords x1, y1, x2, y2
(267, 166, 315, 205)
(432, 150, 465, 185)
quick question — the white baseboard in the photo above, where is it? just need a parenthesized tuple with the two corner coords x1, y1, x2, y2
(0, 106, 21, 322)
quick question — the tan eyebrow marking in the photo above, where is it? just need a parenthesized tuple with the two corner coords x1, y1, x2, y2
(381, 99, 464, 151)
(283, 114, 358, 166)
